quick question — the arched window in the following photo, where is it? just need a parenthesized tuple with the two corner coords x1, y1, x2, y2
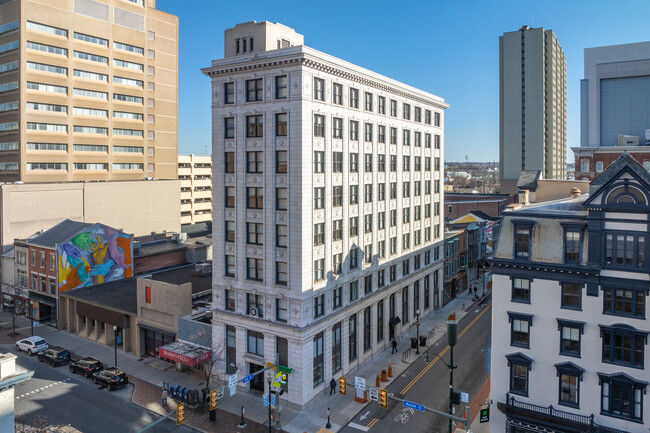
(606, 184, 647, 205)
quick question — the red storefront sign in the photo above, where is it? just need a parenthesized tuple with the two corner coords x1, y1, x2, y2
(158, 346, 212, 367)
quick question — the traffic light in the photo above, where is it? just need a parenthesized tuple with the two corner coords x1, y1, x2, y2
(210, 390, 218, 411)
(451, 390, 461, 405)
(379, 389, 388, 409)
(339, 376, 347, 395)
(176, 403, 185, 425)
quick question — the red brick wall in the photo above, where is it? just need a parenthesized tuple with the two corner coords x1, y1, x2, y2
(446, 201, 504, 220)
(27, 245, 57, 293)
(575, 151, 650, 181)
(134, 250, 186, 274)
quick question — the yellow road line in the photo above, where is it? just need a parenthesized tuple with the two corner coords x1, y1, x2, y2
(367, 418, 378, 428)
(400, 304, 492, 394)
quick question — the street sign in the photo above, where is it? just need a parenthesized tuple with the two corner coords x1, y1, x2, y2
(263, 394, 269, 407)
(354, 376, 366, 389)
(271, 394, 276, 407)
(229, 386, 236, 397)
(461, 392, 469, 403)
(266, 362, 277, 371)
(229, 374, 238, 387)
(369, 387, 379, 402)
(272, 381, 281, 388)
(355, 387, 365, 399)
(33, 321, 39, 327)
(480, 408, 490, 423)
(217, 386, 225, 399)
(403, 400, 425, 412)
(242, 374, 254, 384)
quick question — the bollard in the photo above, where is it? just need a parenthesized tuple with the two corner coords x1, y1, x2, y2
(238, 406, 246, 428)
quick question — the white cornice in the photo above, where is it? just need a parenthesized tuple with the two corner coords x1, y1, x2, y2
(202, 46, 449, 110)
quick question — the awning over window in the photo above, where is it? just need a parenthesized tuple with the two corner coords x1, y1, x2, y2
(158, 340, 212, 367)
(389, 317, 401, 327)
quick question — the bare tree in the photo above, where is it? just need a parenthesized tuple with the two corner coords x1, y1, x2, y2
(184, 322, 226, 405)
(15, 415, 49, 433)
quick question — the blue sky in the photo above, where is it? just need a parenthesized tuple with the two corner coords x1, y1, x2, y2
(158, 0, 650, 163)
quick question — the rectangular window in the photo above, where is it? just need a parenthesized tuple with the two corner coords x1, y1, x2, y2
(225, 221, 236, 242)
(276, 113, 287, 136)
(350, 153, 359, 172)
(276, 299, 288, 322)
(515, 226, 532, 259)
(145, 286, 151, 304)
(224, 82, 234, 104)
(314, 151, 325, 173)
(225, 289, 235, 311)
(224, 117, 235, 139)
(314, 223, 325, 246)
(276, 188, 288, 210)
(314, 115, 325, 137)
(378, 269, 385, 287)
(27, 21, 67, 37)
(247, 151, 263, 173)
(332, 186, 343, 207)
(246, 79, 263, 102)
(510, 363, 529, 396)
(378, 126, 386, 144)
(390, 99, 397, 117)
(600, 375, 644, 421)
(246, 115, 263, 138)
(349, 315, 357, 361)
(314, 295, 325, 318)
(225, 187, 236, 208)
(403, 130, 411, 146)
(602, 326, 646, 368)
(247, 187, 263, 209)
(605, 233, 645, 269)
(333, 117, 343, 139)
(350, 280, 358, 301)
(603, 287, 645, 318)
(333, 83, 342, 105)
(350, 246, 358, 268)
(277, 151, 288, 173)
(378, 240, 385, 258)
(559, 322, 582, 357)
(314, 258, 325, 281)
(332, 323, 342, 373)
(349, 185, 358, 204)
(247, 223, 263, 245)
(510, 316, 531, 348)
(314, 187, 325, 209)
(512, 278, 530, 303)
(333, 219, 343, 241)
(364, 123, 373, 142)
(403, 103, 411, 120)
(350, 121, 359, 141)
(390, 127, 397, 145)
(276, 225, 288, 248)
(314, 78, 325, 101)
(247, 258, 264, 281)
(378, 96, 386, 115)
(247, 330, 264, 356)
(349, 88, 359, 108)
(561, 283, 582, 310)
(565, 230, 581, 263)
(333, 288, 342, 309)
(434, 112, 441, 126)
(333, 253, 342, 274)
(402, 287, 409, 323)
(275, 75, 288, 99)
(363, 307, 371, 351)
(365, 92, 373, 111)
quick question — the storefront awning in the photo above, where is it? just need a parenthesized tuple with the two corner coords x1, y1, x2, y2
(158, 340, 212, 367)
(389, 317, 401, 327)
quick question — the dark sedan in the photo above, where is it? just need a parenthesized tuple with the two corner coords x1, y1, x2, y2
(37, 347, 71, 366)
(69, 357, 104, 378)
(92, 367, 129, 391)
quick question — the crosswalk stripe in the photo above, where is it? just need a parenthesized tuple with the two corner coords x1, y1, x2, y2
(349, 422, 370, 431)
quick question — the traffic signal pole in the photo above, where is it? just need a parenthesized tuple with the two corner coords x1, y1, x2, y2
(447, 319, 458, 433)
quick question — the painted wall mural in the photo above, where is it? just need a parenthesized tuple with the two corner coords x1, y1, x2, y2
(57, 224, 133, 292)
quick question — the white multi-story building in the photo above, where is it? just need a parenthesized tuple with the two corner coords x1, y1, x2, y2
(202, 21, 447, 407)
(179, 153, 212, 225)
(490, 153, 650, 433)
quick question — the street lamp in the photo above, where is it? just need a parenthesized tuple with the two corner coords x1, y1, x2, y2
(414, 310, 421, 355)
(29, 300, 34, 336)
(448, 319, 458, 433)
(113, 325, 118, 366)
(266, 371, 272, 433)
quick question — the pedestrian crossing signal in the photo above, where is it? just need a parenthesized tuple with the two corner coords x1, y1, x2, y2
(339, 377, 347, 395)
(379, 389, 388, 409)
(176, 403, 185, 425)
(210, 390, 218, 411)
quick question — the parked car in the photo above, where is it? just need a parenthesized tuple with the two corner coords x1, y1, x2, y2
(15, 337, 48, 356)
(92, 367, 129, 390)
(69, 357, 104, 378)
(37, 347, 71, 366)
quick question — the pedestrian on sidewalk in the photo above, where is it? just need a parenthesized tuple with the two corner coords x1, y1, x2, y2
(329, 378, 336, 395)
(473, 285, 478, 296)
(391, 339, 398, 354)
(162, 388, 167, 408)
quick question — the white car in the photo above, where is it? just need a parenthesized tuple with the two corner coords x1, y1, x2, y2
(16, 336, 48, 356)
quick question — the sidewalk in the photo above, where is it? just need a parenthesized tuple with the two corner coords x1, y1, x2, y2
(0, 286, 490, 433)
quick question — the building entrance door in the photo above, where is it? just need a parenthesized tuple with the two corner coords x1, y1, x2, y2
(249, 362, 264, 391)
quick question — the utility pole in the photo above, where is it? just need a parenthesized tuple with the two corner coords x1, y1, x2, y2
(448, 319, 457, 433)
(266, 372, 272, 433)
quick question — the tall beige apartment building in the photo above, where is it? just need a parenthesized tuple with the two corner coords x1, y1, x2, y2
(499, 26, 566, 193)
(0, 0, 178, 183)
(178, 153, 212, 225)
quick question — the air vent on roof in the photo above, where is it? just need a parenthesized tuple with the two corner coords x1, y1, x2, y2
(195, 263, 212, 275)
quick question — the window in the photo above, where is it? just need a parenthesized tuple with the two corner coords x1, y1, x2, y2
(603, 287, 645, 318)
(601, 325, 646, 368)
(247, 223, 263, 245)
(27, 41, 67, 56)
(350, 246, 359, 268)
(314, 187, 325, 209)
(314, 115, 325, 137)
(314, 78, 325, 101)
(599, 373, 646, 422)
(390, 99, 397, 117)
(27, 21, 67, 37)
(313, 151, 324, 173)
(333, 118, 343, 139)
(332, 186, 343, 207)
(74, 51, 107, 64)
(333, 253, 342, 274)
(403, 208, 410, 224)
(314, 295, 325, 318)
(332, 323, 342, 373)
(363, 307, 371, 351)
(580, 159, 590, 173)
(276, 188, 288, 210)
(225, 221, 236, 242)
(564, 228, 582, 264)
(314, 259, 325, 281)
(224, 82, 234, 104)
(402, 287, 409, 323)
(390, 128, 397, 145)
(365, 92, 373, 111)
(276, 151, 288, 173)
(403, 156, 410, 171)
(378, 269, 385, 286)
(350, 185, 358, 204)
(403, 130, 411, 146)
(332, 220, 343, 241)
(225, 289, 235, 311)
(508, 353, 531, 396)
(414, 132, 421, 147)
(596, 161, 604, 173)
(349, 88, 359, 108)
(403, 259, 410, 275)
(390, 265, 397, 282)
(364, 123, 373, 142)
(604, 233, 645, 269)
(512, 278, 530, 303)
(350, 121, 359, 141)
(333, 83, 342, 105)
(378, 96, 386, 115)
(225, 187, 236, 207)
(349, 315, 357, 361)
(246, 79, 263, 102)
(246, 115, 263, 138)
(514, 222, 534, 259)
(314, 223, 325, 246)
(247, 258, 264, 281)
(378, 240, 385, 258)
(247, 330, 264, 356)
(434, 112, 441, 126)
(276, 299, 288, 322)
(364, 214, 373, 234)
(247, 151, 263, 173)
(364, 245, 372, 263)
(558, 319, 583, 357)
(276, 75, 288, 99)
(509, 313, 532, 348)
(561, 283, 582, 310)
(275, 113, 287, 136)
(276, 225, 288, 248)
(435, 134, 441, 149)
(350, 153, 359, 172)
(247, 187, 263, 209)
(378, 183, 385, 201)
(555, 363, 583, 408)
(113, 59, 143, 71)
(390, 237, 397, 255)
(114, 41, 143, 54)
(350, 280, 359, 301)
(403, 103, 411, 120)
(224, 117, 235, 139)
(403, 181, 410, 198)
(333, 288, 342, 309)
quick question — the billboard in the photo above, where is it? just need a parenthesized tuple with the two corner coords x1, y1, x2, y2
(57, 224, 133, 292)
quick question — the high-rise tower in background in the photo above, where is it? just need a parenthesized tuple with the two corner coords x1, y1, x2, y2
(499, 25, 567, 193)
(0, 0, 178, 182)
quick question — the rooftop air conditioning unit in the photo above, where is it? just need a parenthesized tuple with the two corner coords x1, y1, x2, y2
(645, 129, 650, 145)
(249, 306, 262, 317)
(195, 263, 212, 275)
(618, 135, 639, 146)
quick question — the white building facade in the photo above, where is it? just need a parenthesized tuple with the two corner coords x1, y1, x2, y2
(179, 153, 212, 225)
(203, 21, 447, 407)
(490, 153, 650, 433)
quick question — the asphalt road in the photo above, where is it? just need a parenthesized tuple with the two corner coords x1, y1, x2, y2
(340, 296, 492, 433)
(3, 343, 195, 433)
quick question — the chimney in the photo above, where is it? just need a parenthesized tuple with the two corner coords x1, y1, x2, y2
(570, 187, 581, 198)
(517, 190, 529, 205)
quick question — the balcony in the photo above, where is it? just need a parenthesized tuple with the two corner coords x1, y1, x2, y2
(499, 394, 629, 433)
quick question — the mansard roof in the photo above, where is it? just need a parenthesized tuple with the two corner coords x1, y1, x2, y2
(584, 152, 650, 209)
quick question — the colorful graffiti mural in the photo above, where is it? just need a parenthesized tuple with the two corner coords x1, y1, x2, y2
(57, 224, 133, 292)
